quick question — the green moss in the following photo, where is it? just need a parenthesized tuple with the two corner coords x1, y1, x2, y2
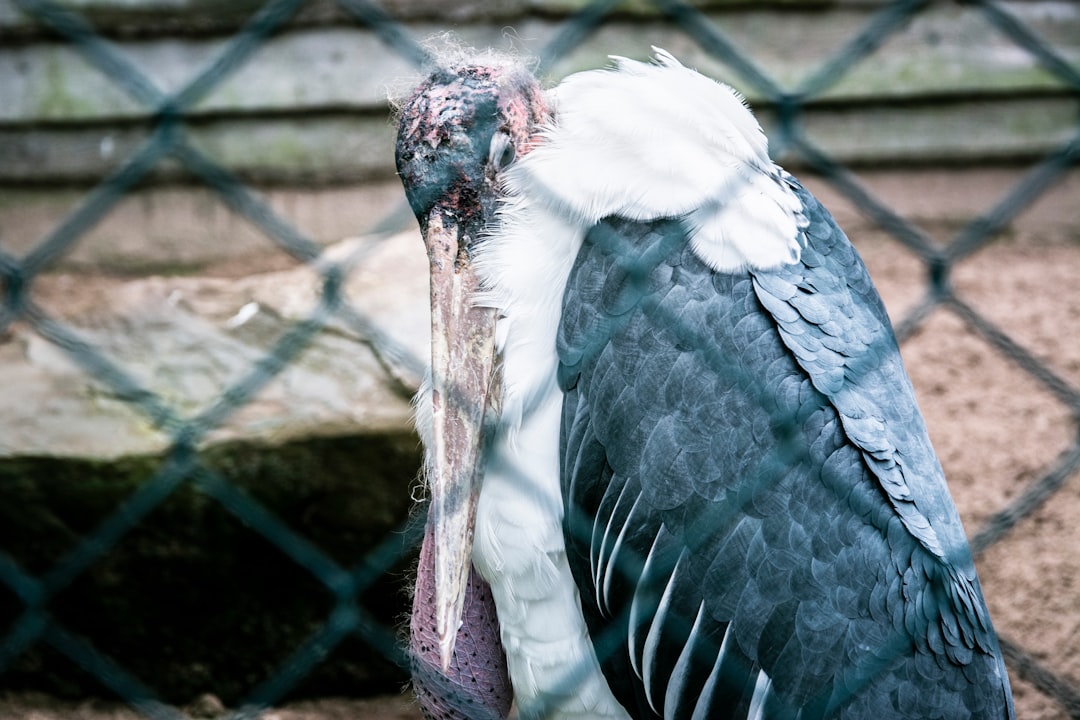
(37, 51, 94, 118)
(254, 134, 319, 170)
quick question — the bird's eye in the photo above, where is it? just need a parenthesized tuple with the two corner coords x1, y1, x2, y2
(489, 131, 516, 171)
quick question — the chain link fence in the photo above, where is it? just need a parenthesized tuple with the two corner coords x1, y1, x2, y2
(1, 0, 1079, 718)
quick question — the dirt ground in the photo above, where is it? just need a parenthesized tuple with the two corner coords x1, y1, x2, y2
(6, 201, 1080, 718)
(0, 693, 422, 720)
(863, 235, 1080, 720)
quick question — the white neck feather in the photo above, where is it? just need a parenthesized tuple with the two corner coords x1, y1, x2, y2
(508, 47, 805, 274)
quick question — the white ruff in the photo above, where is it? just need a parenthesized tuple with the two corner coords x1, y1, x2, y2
(471, 189, 628, 718)
(515, 48, 804, 273)
(417, 49, 805, 719)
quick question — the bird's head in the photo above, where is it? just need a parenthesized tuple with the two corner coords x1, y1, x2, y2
(396, 58, 549, 671)
(396, 59, 548, 247)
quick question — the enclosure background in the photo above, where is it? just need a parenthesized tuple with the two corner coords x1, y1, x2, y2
(1, 1, 1079, 718)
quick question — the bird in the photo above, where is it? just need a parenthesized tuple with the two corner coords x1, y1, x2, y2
(394, 47, 1016, 720)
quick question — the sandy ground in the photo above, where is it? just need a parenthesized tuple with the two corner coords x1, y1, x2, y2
(5, 209, 1080, 717)
(861, 236, 1080, 720)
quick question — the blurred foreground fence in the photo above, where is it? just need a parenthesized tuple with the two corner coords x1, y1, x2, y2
(1, 0, 1079, 718)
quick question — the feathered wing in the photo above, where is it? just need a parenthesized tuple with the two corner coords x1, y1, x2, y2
(556, 180, 1014, 719)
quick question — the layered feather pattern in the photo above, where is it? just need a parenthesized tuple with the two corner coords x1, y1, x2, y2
(555, 182, 1014, 718)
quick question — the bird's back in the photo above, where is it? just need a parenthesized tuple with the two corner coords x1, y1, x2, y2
(556, 181, 1014, 719)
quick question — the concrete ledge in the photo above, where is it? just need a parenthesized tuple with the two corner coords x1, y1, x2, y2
(0, 181, 410, 271)
(4, 168, 1077, 275)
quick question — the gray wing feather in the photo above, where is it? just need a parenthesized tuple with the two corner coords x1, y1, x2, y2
(558, 187, 1014, 719)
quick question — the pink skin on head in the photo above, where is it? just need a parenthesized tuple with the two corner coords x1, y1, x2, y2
(396, 63, 549, 243)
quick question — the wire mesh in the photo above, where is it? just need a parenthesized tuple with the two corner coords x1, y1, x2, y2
(1, 0, 1078, 717)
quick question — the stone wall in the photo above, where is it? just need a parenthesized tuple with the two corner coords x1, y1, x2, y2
(3, 1, 1078, 271)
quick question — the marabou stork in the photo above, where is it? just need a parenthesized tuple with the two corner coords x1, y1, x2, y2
(395, 48, 1015, 720)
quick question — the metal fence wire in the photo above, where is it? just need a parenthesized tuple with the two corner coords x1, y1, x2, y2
(1, 0, 1079, 718)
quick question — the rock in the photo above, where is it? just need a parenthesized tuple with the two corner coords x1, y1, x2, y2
(0, 231, 430, 460)
(186, 693, 226, 718)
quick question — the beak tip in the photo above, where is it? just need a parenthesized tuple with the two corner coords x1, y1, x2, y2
(439, 634, 455, 673)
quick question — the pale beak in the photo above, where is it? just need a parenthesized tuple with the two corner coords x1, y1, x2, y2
(423, 208, 499, 671)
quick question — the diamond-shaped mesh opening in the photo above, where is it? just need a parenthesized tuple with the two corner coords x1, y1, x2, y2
(903, 310, 1076, 524)
(951, 175, 1080, 390)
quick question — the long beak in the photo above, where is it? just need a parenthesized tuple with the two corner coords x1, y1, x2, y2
(423, 208, 499, 671)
